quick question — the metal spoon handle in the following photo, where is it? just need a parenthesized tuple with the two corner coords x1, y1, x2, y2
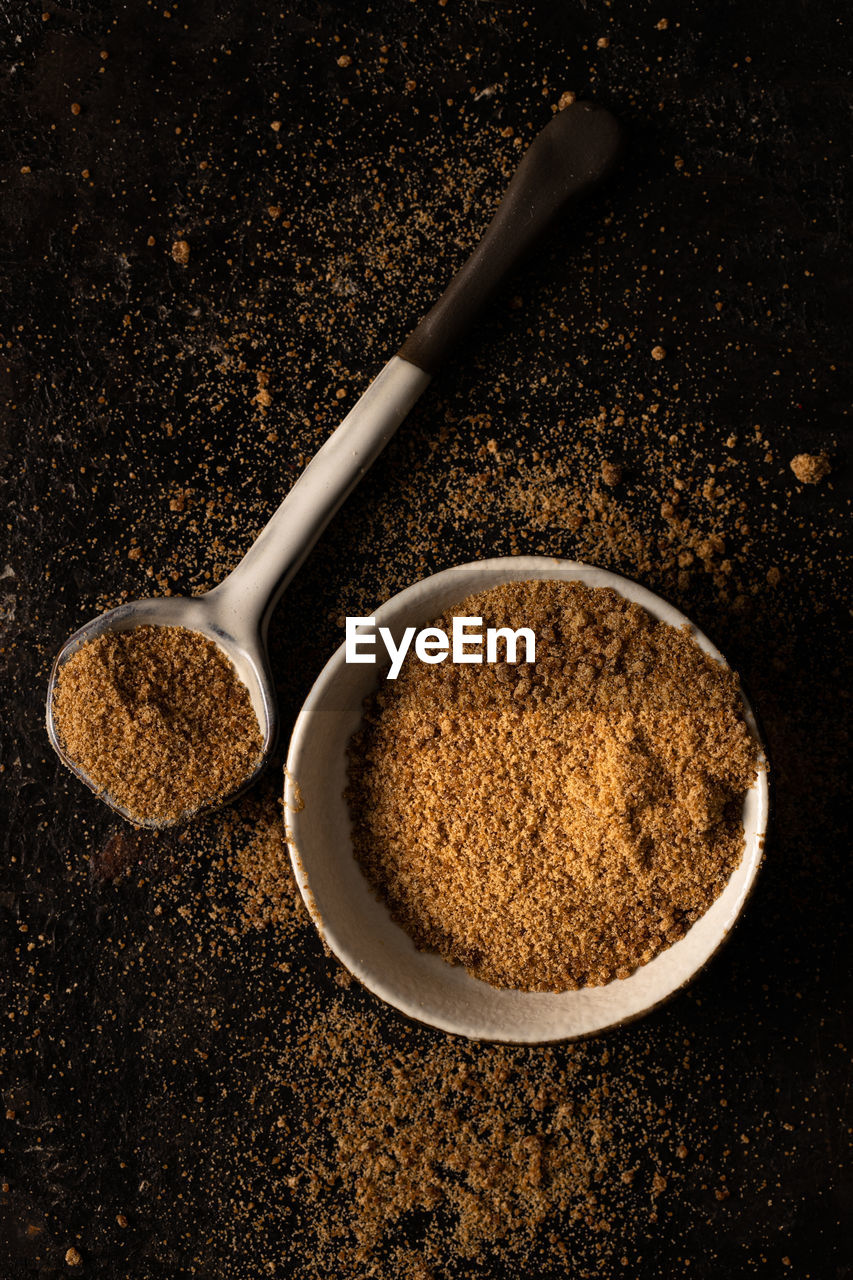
(210, 102, 623, 638)
(208, 356, 429, 637)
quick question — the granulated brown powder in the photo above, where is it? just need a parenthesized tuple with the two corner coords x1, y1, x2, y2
(52, 625, 262, 824)
(347, 580, 757, 990)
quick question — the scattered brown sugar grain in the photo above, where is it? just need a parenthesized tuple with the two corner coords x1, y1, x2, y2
(789, 451, 830, 484)
(601, 458, 623, 486)
(347, 580, 758, 992)
(52, 626, 262, 824)
(171, 238, 190, 266)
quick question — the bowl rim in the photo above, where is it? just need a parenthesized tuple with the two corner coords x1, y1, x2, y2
(284, 556, 770, 1043)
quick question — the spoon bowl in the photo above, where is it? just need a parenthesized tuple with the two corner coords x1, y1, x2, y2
(285, 557, 770, 1043)
(45, 592, 277, 828)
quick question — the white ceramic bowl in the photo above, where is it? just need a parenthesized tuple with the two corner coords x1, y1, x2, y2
(284, 557, 769, 1043)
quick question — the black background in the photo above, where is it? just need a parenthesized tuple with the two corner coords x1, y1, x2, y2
(1, 2, 850, 1277)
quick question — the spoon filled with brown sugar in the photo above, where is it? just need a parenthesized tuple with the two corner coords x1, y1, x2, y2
(46, 100, 624, 827)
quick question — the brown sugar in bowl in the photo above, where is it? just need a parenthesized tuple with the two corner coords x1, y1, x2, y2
(284, 558, 769, 1043)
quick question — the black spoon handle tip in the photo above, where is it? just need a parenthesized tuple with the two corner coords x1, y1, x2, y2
(398, 101, 625, 375)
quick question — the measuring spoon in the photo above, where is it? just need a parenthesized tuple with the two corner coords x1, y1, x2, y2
(46, 101, 624, 826)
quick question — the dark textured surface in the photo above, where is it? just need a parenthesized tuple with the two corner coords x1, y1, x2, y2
(1, 2, 850, 1277)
